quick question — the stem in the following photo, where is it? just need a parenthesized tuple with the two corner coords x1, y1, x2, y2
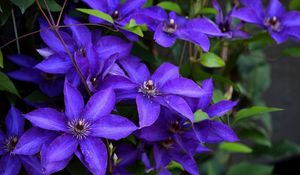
(179, 41, 187, 66)
(11, 9, 20, 54)
(56, 0, 67, 26)
(221, 41, 229, 62)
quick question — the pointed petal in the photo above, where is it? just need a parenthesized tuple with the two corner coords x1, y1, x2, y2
(119, 56, 150, 84)
(286, 26, 300, 40)
(35, 53, 72, 74)
(13, 127, 58, 155)
(96, 36, 132, 59)
(25, 108, 67, 132)
(163, 95, 194, 122)
(212, 0, 223, 24)
(39, 77, 64, 97)
(266, 0, 285, 17)
(269, 30, 288, 44)
(169, 150, 199, 175)
(158, 168, 172, 175)
(63, 16, 91, 46)
(37, 48, 55, 58)
(100, 75, 137, 91)
(82, 0, 108, 12)
(282, 12, 300, 27)
(7, 55, 37, 67)
(0, 155, 21, 175)
(120, 0, 146, 16)
(136, 94, 161, 128)
(46, 134, 78, 162)
(8, 69, 42, 83)
(240, 0, 264, 19)
(79, 138, 107, 175)
(153, 145, 170, 169)
(205, 100, 238, 117)
(64, 81, 84, 120)
(187, 18, 223, 36)
(91, 114, 137, 140)
(161, 77, 205, 98)
(151, 62, 179, 87)
(5, 106, 24, 136)
(154, 24, 177, 47)
(138, 119, 170, 142)
(177, 29, 210, 52)
(82, 88, 115, 121)
(231, 7, 262, 24)
(20, 156, 43, 175)
(197, 78, 214, 109)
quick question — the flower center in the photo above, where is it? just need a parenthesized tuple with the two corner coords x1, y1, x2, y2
(163, 18, 177, 34)
(79, 47, 86, 57)
(138, 80, 158, 97)
(161, 137, 174, 148)
(219, 22, 230, 33)
(112, 10, 119, 20)
(42, 73, 56, 81)
(265, 16, 281, 31)
(91, 77, 97, 87)
(169, 121, 181, 133)
(4, 136, 18, 153)
(67, 118, 91, 140)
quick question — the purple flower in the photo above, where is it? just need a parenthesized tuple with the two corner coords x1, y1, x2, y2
(232, 0, 300, 43)
(82, 0, 147, 41)
(7, 54, 64, 97)
(24, 81, 137, 174)
(101, 57, 205, 128)
(134, 7, 223, 51)
(0, 106, 43, 175)
(212, 0, 249, 39)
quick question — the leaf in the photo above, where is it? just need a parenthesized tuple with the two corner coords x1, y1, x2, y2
(76, 8, 113, 23)
(0, 71, 20, 97)
(167, 161, 184, 170)
(239, 128, 271, 147)
(194, 110, 209, 123)
(10, 0, 34, 14)
(144, 0, 153, 7)
(219, 142, 252, 154)
(0, 50, 3, 68)
(226, 162, 273, 175)
(200, 52, 225, 68)
(282, 47, 300, 57)
(123, 19, 145, 37)
(289, 0, 300, 10)
(38, 0, 61, 12)
(198, 8, 217, 15)
(0, 0, 12, 26)
(235, 106, 283, 122)
(157, 1, 182, 14)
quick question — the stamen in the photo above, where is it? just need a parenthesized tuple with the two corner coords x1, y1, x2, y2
(264, 16, 281, 31)
(112, 10, 119, 20)
(138, 80, 159, 97)
(3, 136, 18, 154)
(67, 118, 91, 140)
(163, 18, 177, 34)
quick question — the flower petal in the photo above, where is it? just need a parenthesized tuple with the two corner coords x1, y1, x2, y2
(82, 88, 115, 121)
(8, 69, 42, 84)
(120, 0, 147, 16)
(169, 149, 199, 175)
(205, 100, 238, 117)
(158, 168, 172, 175)
(0, 155, 21, 175)
(240, 0, 264, 19)
(25, 108, 67, 132)
(161, 77, 205, 98)
(13, 127, 58, 155)
(46, 134, 78, 162)
(197, 78, 214, 109)
(5, 106, 24, 137)
(269, 30, 288, 44)
(82, 0, 108, 12)
(136, 94, 161, 128)
(91, 114, 137, 140)
(137, 118, 170, 142)
(153, 145, 170, 169)
(100, 75, 137, 91)
(7, 55, 37, 67)
(19, 156, 43, 175)
(154, 24, 177, 47)
(35, 53, 72, 74)
(266, 0, 285, 17)
(231, 7, 262, 24)
(282, 12, 300, 27)
(151, 62, 179, 87)
(79, 137, 107, 175)
(187, 18, 223, 36)
(64, 81, 84, 120)
(176, 29, 210, 52)
(212, 0, 223, 24)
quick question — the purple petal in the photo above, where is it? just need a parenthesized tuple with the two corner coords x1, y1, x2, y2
(25, 108, 67, 132)
(205, 100, 238, 117)
(231, 30, 250, 39)
(161, 77, 205, 98)
(13, 127, 58, 155)
(79, 137, 107, 175)
(37, 48, 54, 58)
(177, 29, 210, 52)
(91, 114, 137, 140)
(64, 81, 84, 120)
(282, 12, 300, 27)
(20, 156, 43, 175)
(8, 69, 42, 84)
(82, 88, 115, 121)
(138, 119, 170, 142)
(153, 145, 170, 169)
(35, 53, 72, 74)
(39, 76, 64, 97)
(63, 16, 91, 46)
(82, 0, 108, 12)
(158, 168, 172, 175)
(46, 134, 78, 162)
(136, 94, 161, 128)
(269, 30, 288, 44)
(194, 120, 238, 143)
(266, 0, 285, 17)
(96, 36, 132, 59)
(7, 55, 37, 67)
(154, 24, 177, 47)
(212, 0, 223, 24)
(0, 155, 21, 175)
(187, 18, 223, 36)
(86, 43, 100, 77)
(163, 95, 194, 122)
(231, 7, 262, 24)
(120, 0, 146, 16)
(5, 106, 24, 136)
(100, 75, 137, 91)
(240, 0, 264, 19)
(286, 26, 300, 40)
(151, 62, 179, 87)
(169, 149, 199, 175)
(119, 56, 150, 84)
(197, 78, 214, 109)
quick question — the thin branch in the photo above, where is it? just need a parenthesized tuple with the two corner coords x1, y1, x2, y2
(179, 41, 187, 67)
(34, 0, 52, 26)
(11, 9, 20, 54)
(56, 0, 67, 26)
(42, 0, 56, 25)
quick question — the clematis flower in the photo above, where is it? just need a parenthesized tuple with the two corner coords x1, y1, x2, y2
(24, 81, 137, 175)
(82, 0, 147, 41)
(0, 106, 43, 175)
(212, 0, 249, 39)
(7, 54, 64, 97)
(232, 0, 300, 43)
(101, 57, 205, 128)
(134, 7, 223, 51)
(188, 78, 239, 143)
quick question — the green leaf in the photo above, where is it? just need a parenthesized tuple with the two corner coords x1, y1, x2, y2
(167, 161, 184, 170)
(200, 52, 225, 68)
(123, 19, 145, 37)
(38, 0, 61, 12)
(239, 128, 271, 147)
(282, 47, 300, 57)
(0, 50, 3, 68)
(235, 106, 283, 122)
(198, 8, 217, 15)
(219, 142, 252, 154)
(226, 162, 273, 175)
(289, 0, 300, 10)
(0, 0, 12, 26)
(10, 0, 34, 13)
(144, 0, 153, 7)
(157, 1, 182, 14)
(194, 110, 209, 123)
(0, 71, 20, 97)
(76, 8, 113, 23)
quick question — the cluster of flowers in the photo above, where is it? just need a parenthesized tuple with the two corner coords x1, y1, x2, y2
(1, 0, 299, 174)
